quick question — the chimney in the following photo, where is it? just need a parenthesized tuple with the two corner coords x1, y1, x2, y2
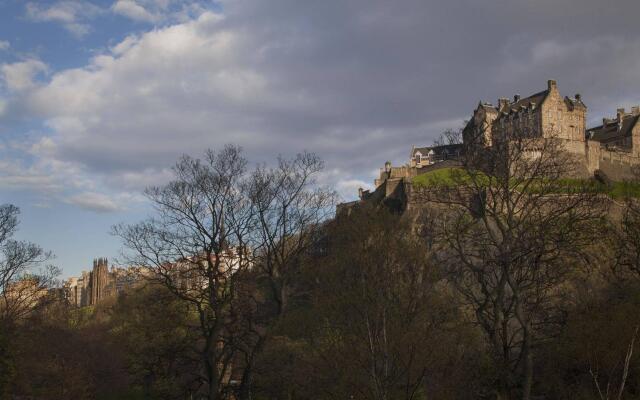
(575, 93, 581, 101)
(358, 187, 364, 199)
(498, 97, 510, 110)
(547, 79, 557, 90)
(617, 108, 626, 122)
(513, 94, 521, 103)
(632, 106, 640, 116)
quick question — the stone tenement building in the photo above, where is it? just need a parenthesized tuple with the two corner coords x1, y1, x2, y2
(65, 258, 137, 307)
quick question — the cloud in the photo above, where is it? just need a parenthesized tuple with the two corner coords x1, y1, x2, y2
(497, 35, 640, 123)
(111, 0, 210, 24)
(112, 0, 160, 23)
(25, 1, 103, 38)
(0, 41, 9, 51)
(0, 138, 140, 213)
(335, 178, 373, 201)
(3, 0, 640, 206)
(0, 158, 62, 193)
(1, 59, 48, 92)
(65, 192, 122, 213)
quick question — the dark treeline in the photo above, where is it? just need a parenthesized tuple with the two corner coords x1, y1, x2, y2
(2, 134, 640, 400)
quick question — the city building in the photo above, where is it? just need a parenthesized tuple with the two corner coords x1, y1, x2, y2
(64, 258, 138, 307)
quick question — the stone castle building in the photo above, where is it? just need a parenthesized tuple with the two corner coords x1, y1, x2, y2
(463, 80, 587, 155)
(341, 79, 640, 214)
(463, 79, 640, 180)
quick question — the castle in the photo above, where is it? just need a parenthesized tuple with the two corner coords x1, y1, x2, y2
(462, 79, 640, 180)
(64, 258, 138, 307)
(342, 80, 640, 213)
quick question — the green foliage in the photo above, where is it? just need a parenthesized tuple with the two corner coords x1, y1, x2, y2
(109, 284, 200, 399)
(0, 327, 16, 399)
(610, 180, 640, 199)
(412, 167, 476, 187)
(412, 167, 640, 199)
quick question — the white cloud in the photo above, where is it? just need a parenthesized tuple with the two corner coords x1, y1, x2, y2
(0, 159, 62, 193)
(336, 178, 373, 201)
(0, 41, 9, 51)
(112, 0, 160, 23)
(111, 0, 209, 24)
(1, 59, 48, 92)
(65, 192, 122, 213)
(25, 1, 103, 38)
(0, 138, 139, 213)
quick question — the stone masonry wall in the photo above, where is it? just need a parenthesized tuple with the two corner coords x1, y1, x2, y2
(540, 81, 586, 156)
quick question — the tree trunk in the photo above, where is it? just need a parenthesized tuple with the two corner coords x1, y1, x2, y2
(238, 335, 266, 400)
(521, 332, 533, 400)
(205, 352, 220, 400)
(238, 366, 253, 400)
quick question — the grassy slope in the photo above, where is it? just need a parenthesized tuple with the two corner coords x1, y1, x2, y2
(412, 167, 640, 199)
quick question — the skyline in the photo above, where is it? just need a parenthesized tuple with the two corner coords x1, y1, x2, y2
(2, 0, 640, 277)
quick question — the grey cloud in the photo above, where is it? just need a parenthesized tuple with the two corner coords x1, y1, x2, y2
(8, 0, 640, 202)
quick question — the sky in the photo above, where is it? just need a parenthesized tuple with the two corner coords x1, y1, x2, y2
(2, 0, 640, 278)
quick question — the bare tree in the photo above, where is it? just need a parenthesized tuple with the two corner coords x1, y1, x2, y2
(432, 125, 464, 147)
(588, 325, 639, 400)
(0, 204, 57, 397)
(614, 167, 640, 279)
(235, 152, 336, 400)
(0, 204, 57, 325)
(114, 147, 336, 399)
(426, 130, 605, 399)
(113, 145, 255, 400)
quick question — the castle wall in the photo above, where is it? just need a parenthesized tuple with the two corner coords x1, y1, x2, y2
(598, 149, 640, 181)
(634, 123, 640, 158)
(385, 178, 404, 198)
(586, 139, 601, 174)
(375, 166, 415, 187)
(584, 133, 640, 181)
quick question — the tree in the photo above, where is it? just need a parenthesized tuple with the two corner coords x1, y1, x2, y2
(0, 204, 57, 324)
(432, 126, 464, 147)
(8, 300, 132, 400)
(0, 204, 57, 397)
(234, 152, 336, 400)
(613, 167, 640, 279)
(308, 206, 468, 400)
(427, 130, 605, 399)
(110, 283, 201, 399)
(114, 145, 255, 400)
